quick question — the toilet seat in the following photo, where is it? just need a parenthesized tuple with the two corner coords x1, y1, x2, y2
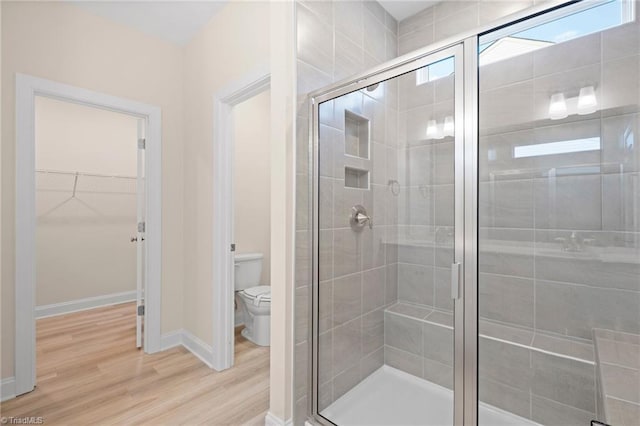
(242, 285, 271, 306)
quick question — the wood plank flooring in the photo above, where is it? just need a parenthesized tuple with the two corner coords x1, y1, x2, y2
(0, 302, 270, 425)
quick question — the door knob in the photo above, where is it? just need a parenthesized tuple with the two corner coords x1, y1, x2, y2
(130, 236, 145, 242)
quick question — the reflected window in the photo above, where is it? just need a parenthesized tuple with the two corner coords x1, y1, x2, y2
(416, 57, 454, 85)
(513, 137, 601, 158)
(479, 0, 635, 64)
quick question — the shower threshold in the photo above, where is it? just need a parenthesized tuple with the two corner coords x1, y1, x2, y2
(321, 366, 540, 426)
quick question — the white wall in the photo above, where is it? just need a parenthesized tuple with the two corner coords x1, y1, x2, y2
(179, 3, 293, 421)
(1, 3, 296, 420)
(233, 89, 271, 285)
(269, 1, 296, 421)
(35, 97, 137, 307)
(36, 97, 138, 176)
(1, 1, 185, 380)
(181, 1, 270, 347)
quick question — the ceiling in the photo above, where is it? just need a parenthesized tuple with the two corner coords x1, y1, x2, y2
(71, 0, 438, 45)
(378, 0, 439, 22)
(71, 1, 228, 46)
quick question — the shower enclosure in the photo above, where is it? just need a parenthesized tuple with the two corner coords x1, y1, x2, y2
(308, 1, 639, 425)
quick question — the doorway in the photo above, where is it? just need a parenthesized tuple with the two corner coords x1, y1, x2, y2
(32, 95, 144, 401)
(35, 95, 142, 327)
(14, 75, 162, 396)
(211, 70, 270, 371)
(232, 89, 272, 345)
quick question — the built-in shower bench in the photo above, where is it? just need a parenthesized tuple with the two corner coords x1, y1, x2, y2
(385, 301, 596, 363)
(593, 328, 640, 426)
(384, 301, 599, 424)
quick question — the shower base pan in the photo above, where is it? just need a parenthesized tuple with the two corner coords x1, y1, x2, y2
(321, 366, 539, 426)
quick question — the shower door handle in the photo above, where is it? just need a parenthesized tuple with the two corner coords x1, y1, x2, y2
(451, 262, 461, 299)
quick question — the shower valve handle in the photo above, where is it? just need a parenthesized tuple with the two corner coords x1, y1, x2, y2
(355, 212, 373, 229)
(350, 205, 372, 231)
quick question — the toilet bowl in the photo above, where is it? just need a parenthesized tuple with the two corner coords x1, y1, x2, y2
(238, 286, 271, 346)
(234, 253, 271, 346)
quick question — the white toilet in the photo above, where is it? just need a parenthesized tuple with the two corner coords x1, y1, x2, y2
(235, 252, 271, 346)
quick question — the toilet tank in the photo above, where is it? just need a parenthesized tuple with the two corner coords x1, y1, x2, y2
(234, 253, 263, 290)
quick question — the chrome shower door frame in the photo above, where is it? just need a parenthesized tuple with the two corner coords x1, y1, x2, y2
(309, 42, 470, 426)
(306, 1, 608, 424)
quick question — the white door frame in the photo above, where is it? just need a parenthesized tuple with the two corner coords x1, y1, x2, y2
(15, 74, 163, 395)
(212, 67, 270, 371)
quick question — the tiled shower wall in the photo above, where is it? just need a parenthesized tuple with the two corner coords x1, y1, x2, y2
(315, 81, 400, 411)
(382, 67, 457, 386)
(294, 1, 398, 423)
(397, 0, 545, 55)
(478, 21, 640, 343)
(395, 70, 455, 311)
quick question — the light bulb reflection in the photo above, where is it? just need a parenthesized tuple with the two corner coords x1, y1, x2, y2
(577, 86, 597, 115)
(426, 120, 438, 139)
(549, 93, 568, 120)
(443, 116, 454, 137)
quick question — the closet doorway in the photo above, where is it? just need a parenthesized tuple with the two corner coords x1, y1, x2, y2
(14, 75, 162, 396)
(33, 94, 146, 398)
(35, 95, 143, 332)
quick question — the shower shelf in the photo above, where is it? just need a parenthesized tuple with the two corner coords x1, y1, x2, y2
(344, 167, 369, 190)
(344, 110, 369, 159)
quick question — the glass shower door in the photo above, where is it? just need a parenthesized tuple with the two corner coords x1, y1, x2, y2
(312, 45, 464, 426)
(477, 2, 640, 425)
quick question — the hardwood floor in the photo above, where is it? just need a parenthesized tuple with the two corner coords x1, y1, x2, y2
(0, 303, 270, 425)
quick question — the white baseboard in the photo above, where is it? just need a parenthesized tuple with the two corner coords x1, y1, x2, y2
(160, 330, 183, 351)
(35, 291, 137, 319)
(1, 377, 16, 402)
(181, 330, 214, 368)
(265, 412, 293, 426)
(159, 329, 214, 368)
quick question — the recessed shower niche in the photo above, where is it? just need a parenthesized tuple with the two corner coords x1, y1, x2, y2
(344, 110, 369, 159)
(344, 166, 369, 189)
(343, 110, 371, 189)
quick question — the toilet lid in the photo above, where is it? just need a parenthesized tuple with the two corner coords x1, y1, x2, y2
(243, 285, 271, 301)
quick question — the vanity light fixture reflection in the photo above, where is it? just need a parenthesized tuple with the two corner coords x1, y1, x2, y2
(549, 86, 598, 120)
(425, 118, 454, 140)
(443, 116, 454, 137)
(577, 86, 597, 115)
(548, 93, 568, 120)
(426, 120, 438, 138)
